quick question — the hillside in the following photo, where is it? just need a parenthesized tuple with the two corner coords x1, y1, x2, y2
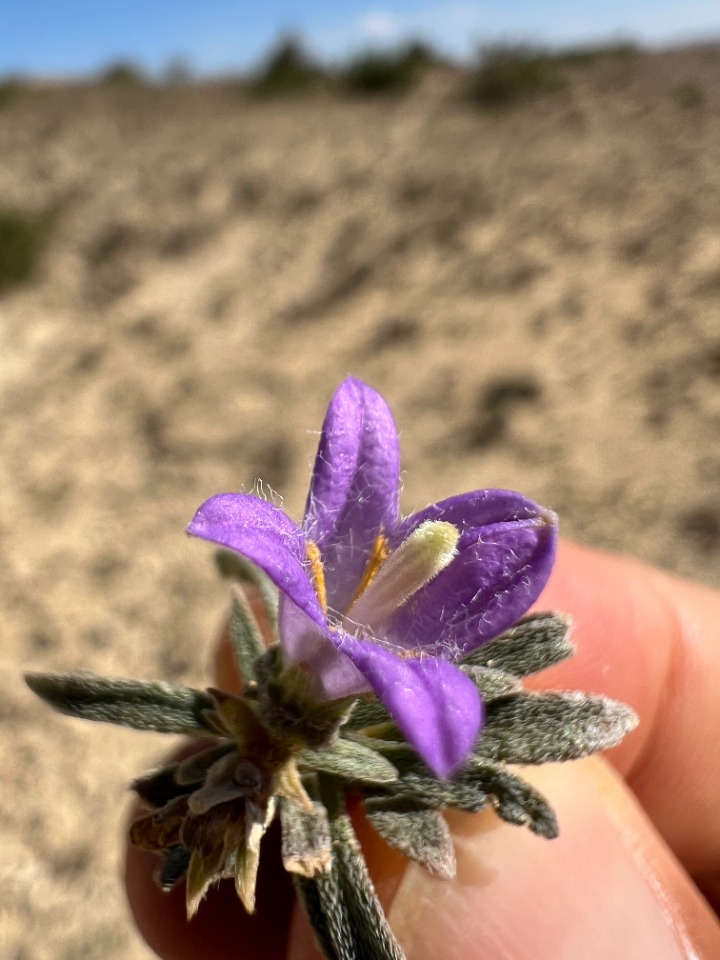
(1, 45, 720, 959)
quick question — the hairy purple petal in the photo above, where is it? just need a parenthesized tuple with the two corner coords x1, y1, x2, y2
(391, 489, 549, 546)
(336, 635, 483, 779)
(187, 493, 326, 628)
(303, 378, 400, 613)
(383, 514, 557, 657)
(278, 598, 369, 698)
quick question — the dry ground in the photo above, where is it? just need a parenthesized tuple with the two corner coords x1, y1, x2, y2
(1, 47, 720, 960)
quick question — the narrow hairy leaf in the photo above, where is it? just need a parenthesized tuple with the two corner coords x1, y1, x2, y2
(25, 673, 215, 734)
(296, 870, 355, 960)
(467, 759, 558, 838)
(280, 797, 332, 877)
(299, 738, 399, 784)
(370, 768, 489, 813)
(229, 587, 266, 684)
(363, 801, 456, 878)
(215, 548, 279, 628)
(463, 612, 574, 676)
(294, 874, 347, 960)
(461, 665, 522, 700)
(476, 691, 639, 764)
(341, 698, 392, 730)
(330, 813, 407, 960)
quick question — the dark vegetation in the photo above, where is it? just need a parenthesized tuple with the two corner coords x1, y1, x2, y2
(466, 46, 568, 109)
(98, 61, 146, 86)
(0, 209, 54, 293)
(0, 79, 23, 110)
(340, 41, 437, 95)
(250, 37, 324, 96)
(464, 42, 640, 109)
(55, 35, 654, 105)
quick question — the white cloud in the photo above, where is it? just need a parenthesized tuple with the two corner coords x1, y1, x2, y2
(359, 11, 404, 40)
(309, 1, 720, 64)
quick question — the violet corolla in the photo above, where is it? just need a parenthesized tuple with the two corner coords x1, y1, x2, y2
(187, 378, 556, 778)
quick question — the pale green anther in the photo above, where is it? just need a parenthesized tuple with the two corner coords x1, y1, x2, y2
(347, 521, 459, 630)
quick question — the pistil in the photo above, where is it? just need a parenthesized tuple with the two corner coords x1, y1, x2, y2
(347, 521, 460, 631)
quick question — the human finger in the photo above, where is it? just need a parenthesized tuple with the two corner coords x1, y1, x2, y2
(530, 541, 720, 884)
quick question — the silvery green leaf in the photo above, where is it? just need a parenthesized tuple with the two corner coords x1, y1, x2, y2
(280, 797, 332, 878)
(463, 612, 574, 676)
(215, 548, 279, 628)
(329, 813, 406, 960)
(467, 759, 558, 838)
(363, 801, 456, 878)
(299, 738, 399, 784)
(25, 672, 215, 734)
(357, 738, 415, 761)
(374, 769, 489, 813)
(461, 665, 522, 700)
(476, 691, 639, 764)
(294, 872, 352, 960)
(341, 698, 392, 730)
(229, 587, 266, 684)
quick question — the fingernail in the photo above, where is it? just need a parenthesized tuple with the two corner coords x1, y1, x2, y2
(388, 759, 720, 960)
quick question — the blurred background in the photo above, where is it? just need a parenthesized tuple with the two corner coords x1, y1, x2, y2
(2, 3, 720, 959)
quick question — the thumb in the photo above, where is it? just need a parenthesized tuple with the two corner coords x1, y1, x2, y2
(387, 760, 720, 960)
(288, 759, 720, 960)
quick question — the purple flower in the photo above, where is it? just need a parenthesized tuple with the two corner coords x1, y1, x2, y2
(188, 378, 557, 778)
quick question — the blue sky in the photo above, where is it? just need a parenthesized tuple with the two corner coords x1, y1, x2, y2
(3, 1, 720, 77)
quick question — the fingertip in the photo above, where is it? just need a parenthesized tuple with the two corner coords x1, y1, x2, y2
(388, 759, 720, 960)
(532, 541, 720, 879)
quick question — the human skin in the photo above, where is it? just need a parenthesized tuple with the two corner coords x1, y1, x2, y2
(125, 540, 720, 959)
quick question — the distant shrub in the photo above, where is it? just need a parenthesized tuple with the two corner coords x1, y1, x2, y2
(672, 82, 705, 110)
(467, 46, 566, 109)
(98, 61, 145, 87)
(340, 41, 436, 95)
(0, 78, 22, 110)
(550, 40, 640, 68)
(163, 56, 194, 86)
(251, 37, 324, 96)
(0, 209, 53, 294)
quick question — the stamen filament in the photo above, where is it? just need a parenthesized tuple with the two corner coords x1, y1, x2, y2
(305, 540, 327, 613)
(349, 530, 390, 607)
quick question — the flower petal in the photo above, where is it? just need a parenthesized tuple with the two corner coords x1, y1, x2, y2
(335, 635, 483, 779)
(303, 378, 400, 613)
(391, 489, 550, 544)
(187, 493, 326, 628)
(278, 596, 370, 698)
(384, 497, 557, 656)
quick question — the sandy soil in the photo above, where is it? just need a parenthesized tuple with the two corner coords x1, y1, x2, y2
(1, 48, 720, 960)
